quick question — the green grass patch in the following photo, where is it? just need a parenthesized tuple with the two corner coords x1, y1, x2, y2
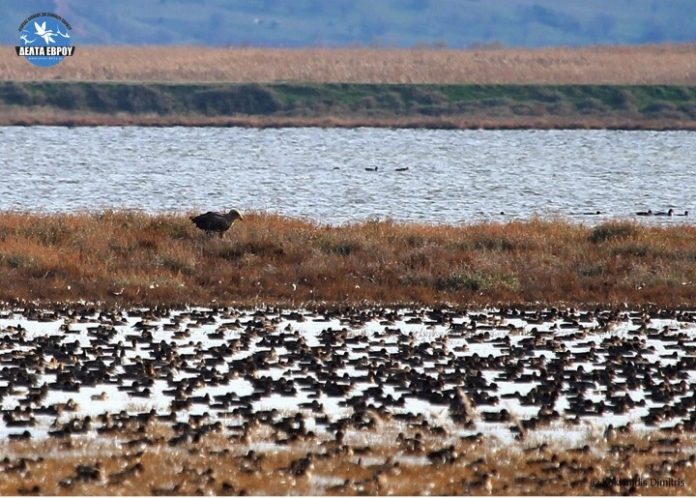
(2, 82, 695, 121)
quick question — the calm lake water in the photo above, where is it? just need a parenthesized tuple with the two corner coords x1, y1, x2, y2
(1, 126, 693, 224)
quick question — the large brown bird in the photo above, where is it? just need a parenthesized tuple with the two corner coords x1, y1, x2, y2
(190, 209, 243, 236)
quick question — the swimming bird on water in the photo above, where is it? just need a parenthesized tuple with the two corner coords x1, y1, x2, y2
(635, 209, 652, 216)
(654, 208, 674, 216)
(676, 210, 689, 216)
(365, 166, 378, 172)
(190, 209, 243, 237)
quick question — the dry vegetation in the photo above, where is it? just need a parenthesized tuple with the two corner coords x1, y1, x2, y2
(1, 422, 695, 495)
(3, 45, 694, 128)
(1, 211, 696, 307)
(2, 44, 696, 84)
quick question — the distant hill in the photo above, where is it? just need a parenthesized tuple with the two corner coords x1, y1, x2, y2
(2, 0, 696, 48)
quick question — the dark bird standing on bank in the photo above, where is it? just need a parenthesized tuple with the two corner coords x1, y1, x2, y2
(190, 209, 243, 236)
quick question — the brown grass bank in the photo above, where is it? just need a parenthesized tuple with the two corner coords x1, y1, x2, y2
(2, 44, 696, 84)
(4, 108, 696, 130)
(1, 212, 696, 307)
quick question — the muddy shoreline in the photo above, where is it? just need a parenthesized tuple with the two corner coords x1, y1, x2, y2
(3, 111, 696, 130)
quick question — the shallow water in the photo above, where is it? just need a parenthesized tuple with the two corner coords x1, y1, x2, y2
(0, 127, 694, 224)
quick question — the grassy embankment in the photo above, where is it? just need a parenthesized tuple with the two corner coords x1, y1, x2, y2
(1, 81, 695, 128)
(1, 212, 696, 307)
(1, 45, 695, 128)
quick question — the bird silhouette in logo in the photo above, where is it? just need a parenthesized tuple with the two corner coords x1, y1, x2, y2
(20, 31, 36, 44)
(34, 21, 57, 44)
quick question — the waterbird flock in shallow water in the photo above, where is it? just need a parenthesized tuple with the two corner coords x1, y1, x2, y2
(635, 208, 689, 217)
(3, 305, 696, 448)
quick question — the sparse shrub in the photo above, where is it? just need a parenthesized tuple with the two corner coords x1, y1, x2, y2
(642, 102, 682, 119)
(402, 234, 429, 248)
(137, 235, 161, 250)
(678, 103, 696, 119)
(192, 85, 282, 115)
(575, 98, 608, 113)
(397, 86, 447, 106)
(375, 91, 405, 110)
(0, 82, 33, 105)
(25, 219, 71, 245)
(217, 245, 244, 261)
(511, 104, 543, 116)
(473, 234, 517, 251)
(352, 95, 378, 110)
(216, 239, 285, 260)
(611, 243, 652, 258)
(318, 234, 363, 256)
(159, 252, 197, 276)
(578, 262, 607, 277)
(5, 253, 34, 270)
(436, 271, 488, 292)
(589, 222, 637, 243)
(604, 89, 636, 111)
(115, 85, 175, 114)
(404, 246, 436, 270)
(480, 97, 515, 108)
(534, 88, 563, 103)
(45, 84, 87, 110)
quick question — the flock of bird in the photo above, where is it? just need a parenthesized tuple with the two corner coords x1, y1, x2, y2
(578, 209, 688, 217)
(2, 306, 696, 442)
(635, 208, 688, 217)
(2, 305, 696, 492)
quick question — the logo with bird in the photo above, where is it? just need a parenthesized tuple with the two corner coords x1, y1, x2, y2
(16, 13, 74, 67)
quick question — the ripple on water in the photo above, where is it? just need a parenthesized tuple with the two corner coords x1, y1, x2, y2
(0, 127, 694, 224)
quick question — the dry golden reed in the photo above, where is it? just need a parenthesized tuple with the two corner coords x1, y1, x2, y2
(1, 211, 696, 307)
(2, 44, 696, 84)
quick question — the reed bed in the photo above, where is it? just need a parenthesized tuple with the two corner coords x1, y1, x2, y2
(2, 44, 696, 84)
(1, 211, 696, 307)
